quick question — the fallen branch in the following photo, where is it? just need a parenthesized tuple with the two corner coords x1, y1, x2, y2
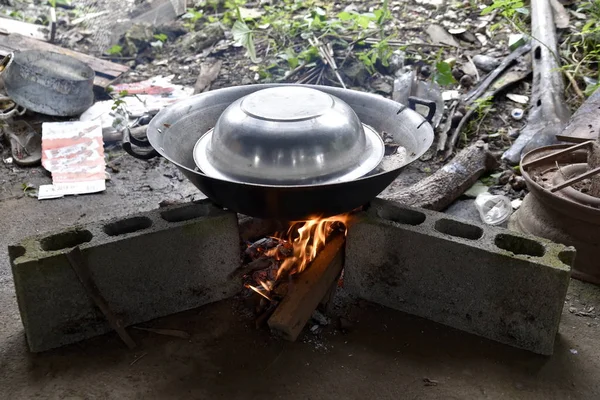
(382, 141, 498, 211)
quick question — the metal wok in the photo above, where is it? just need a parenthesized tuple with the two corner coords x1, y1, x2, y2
(124, 84, 435, 220)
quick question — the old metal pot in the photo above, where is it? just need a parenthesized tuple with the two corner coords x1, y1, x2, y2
(0, 50, 95, 117)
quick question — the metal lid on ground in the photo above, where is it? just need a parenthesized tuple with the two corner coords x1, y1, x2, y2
(193, 86, 385, 186)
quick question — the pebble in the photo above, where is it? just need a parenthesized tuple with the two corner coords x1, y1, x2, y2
(472, 54, 500, 72)
(459, 74, 474, 88)
(510, 175, 527, 191)
(511, 108, 524, 121)
(452, 111, 464, 125)
(499, 170, 514, 185)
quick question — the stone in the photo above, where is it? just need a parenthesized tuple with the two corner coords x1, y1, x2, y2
(426, 24, 460, 47)
(154, 21, 187, 42)
(344, 199, 574, 355)
(341, 60, 369, 87)
(9, 200, 241, 352)
(121, 23, 155, 57)
(472, 54, 500, 72)
(178, 23, 224, 52)
(370, 77, 393, 95)
(459, 74, 474, 88)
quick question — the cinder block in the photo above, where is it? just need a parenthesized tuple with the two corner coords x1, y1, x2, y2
(344, 199, 575, 355)
(8, 200, 241, 352)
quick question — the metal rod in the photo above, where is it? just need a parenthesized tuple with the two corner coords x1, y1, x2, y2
(550, 166, 600, 192)
(556, 134, 594, 144)
(521, 140, 594, 169)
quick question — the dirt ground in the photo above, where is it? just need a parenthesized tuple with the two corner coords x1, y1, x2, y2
(1, 155, 600, 400)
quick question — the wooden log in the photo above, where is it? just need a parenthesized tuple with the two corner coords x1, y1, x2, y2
(381, 141, 498, 211)
(268, 234, 345, 341)
(0, 32, 129, 89)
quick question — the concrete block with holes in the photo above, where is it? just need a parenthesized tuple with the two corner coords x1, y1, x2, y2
(344, 198, 575, 355)
(8, 200, 240, 352)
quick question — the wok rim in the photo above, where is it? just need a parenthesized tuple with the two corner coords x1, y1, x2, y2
(146, 83, 434, 190)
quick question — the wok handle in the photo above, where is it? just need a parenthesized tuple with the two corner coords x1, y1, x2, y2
(408, 97, 436, 124)
(122, 126, 160, 160)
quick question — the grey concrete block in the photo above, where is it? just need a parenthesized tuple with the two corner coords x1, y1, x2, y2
(9, 200, 241, 352)
(344, 199, 575, 355)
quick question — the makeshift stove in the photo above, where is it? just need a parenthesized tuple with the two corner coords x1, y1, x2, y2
(510, 140, 600, 285)
(7, 84, 576, 357)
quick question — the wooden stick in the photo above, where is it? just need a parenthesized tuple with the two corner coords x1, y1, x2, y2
(66, 247, 136, 349)
(268, 234, 345, 341)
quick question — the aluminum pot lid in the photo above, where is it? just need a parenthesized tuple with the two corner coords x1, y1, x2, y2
(193, 86, 385, 186)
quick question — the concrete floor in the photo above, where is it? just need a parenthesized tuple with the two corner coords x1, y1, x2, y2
(1, 155, 600, 399)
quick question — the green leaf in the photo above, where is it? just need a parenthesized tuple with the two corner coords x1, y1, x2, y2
(433, 62, 457, 86)
(232, 20, 258, 62)
(106, 45, 122, 56)
(153, 33, 168, 42)
(337, 11, 354, 21)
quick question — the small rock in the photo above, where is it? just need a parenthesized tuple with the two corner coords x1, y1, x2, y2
(510, 175, 526, 191)
(511, 108, 524, 121)
(312, 310, 330, 326)
(507, 94, 529, 104)
(459, 74, 474, 88)
(569, 306, 577, 313)
(387, 50, 406, 75)
(460, 61, 478, 78)
(499, 170, 514, 185)
(452, 110, 464, 125)
(342, 60, 369, 87)
(475, 33, 488, 46)
(452, 67, 464, 81)
(370, 77, 393, 95)
(178, 23, 224, 52)
(420, 65, 431, 78)
(472, 54, 500, 72)
(121, 23, 155, 57)
(155, 21, 187, 42)
(443, 90, 460, 101)
(426, 24, 460, 47)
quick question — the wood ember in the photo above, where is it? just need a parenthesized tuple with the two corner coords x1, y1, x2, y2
(267, 234, 345, 341)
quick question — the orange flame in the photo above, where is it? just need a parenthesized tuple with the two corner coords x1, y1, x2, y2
(275, 214, 351, 280)
(246, 213, 353, 302)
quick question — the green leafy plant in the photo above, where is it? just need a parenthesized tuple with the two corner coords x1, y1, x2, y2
(106, 45, 123, 57)
(433, 61, 457, 86)
(182, 8, 204, 29)
(153, 33, 168, 42)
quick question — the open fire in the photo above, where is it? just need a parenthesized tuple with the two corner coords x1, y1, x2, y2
(243, 213, 353, 304)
